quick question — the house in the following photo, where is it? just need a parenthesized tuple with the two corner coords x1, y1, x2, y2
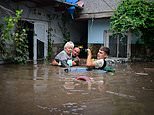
(75, 0, 149, 61)
(0, 0, 87, 63)
(74, 0, 132, 60)
(0, 0, 144, 64)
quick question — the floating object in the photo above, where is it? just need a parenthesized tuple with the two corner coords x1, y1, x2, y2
(64, 67, 87, 73)
(144, 68, 154, 71)
(106, 91, 136, 100)
(136, 72, 148, 76)
(70, 67, 89, 72)
(64, 67, 107, 73)
(76, 76, 91, 82)
(64, 68, 69, 73)
(104, 66, 115, 72)
(93, 70, 107, 74)
(142, 87, 154, 91)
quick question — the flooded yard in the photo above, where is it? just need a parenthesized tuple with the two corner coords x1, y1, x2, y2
(0, 62, 154, 115)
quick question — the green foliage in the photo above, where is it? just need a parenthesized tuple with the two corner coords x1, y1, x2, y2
(1, 10, 23, 40)
(111, 0, 154, 32)
(0, 10, 29, 64)
(13, 27, 29, 64)
(110, 0, 154, 51)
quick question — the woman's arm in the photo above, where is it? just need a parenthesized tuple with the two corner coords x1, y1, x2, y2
(51, 59, 59, 66)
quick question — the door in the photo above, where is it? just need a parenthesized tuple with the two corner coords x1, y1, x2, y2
(104, 31, 130, 58)
(34, 22, 48, 62)
(109, 35, 127, 58)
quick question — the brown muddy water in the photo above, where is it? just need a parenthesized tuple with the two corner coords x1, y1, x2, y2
(0, 62, 154, 115)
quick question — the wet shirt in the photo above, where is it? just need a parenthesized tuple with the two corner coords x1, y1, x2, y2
(55, 50, 71, 61)
(94, 59, 106, 69)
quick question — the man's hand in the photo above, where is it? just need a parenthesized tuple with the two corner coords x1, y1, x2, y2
(87, 49, 92, 55)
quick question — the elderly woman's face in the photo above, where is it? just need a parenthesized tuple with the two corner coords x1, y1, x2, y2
(65, 46, 73, 55)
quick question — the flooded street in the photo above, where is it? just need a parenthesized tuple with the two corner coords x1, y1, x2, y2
(0, 62, 154, 115)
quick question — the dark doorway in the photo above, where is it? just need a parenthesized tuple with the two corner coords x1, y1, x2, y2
(20, 20, 34, 60)
(78, 21, 88, 58)
(37, 39, 44, 59)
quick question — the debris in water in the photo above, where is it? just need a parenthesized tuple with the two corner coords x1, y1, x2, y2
(144, 68, 154, 71)
(76, 76, 91, 82)
(136, 72, 148, 76)
(106, 91, 136, 100)
(142, 87, 154, 91)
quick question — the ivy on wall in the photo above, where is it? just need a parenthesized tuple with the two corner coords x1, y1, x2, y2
(0, 10, 29, 64)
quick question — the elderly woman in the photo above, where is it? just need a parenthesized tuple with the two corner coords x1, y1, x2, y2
(51, 41, 80, 67)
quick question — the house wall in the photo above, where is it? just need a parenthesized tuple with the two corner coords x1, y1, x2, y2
(87, 18, 110, 58)
(0, 0, 85, 60)
(88, 18, 110, 44)
(87, 18, 144, 59)
(16, 2, 83, 44)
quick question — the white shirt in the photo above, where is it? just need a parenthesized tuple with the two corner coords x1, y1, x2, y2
(94, 59, 105, 69)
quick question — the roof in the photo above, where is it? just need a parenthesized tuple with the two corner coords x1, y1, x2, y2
(76, 0, 120, 20)
(12, 0, 83, 11)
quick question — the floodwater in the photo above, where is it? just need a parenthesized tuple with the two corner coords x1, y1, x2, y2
(0, 62, 154, 115)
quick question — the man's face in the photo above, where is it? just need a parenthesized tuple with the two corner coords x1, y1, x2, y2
(72, 48, 80, 57)
(65, 46, 73, 55)
(97, 50, 107, 59)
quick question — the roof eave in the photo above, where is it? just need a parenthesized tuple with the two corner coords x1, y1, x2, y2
(75, 11, 114, 20)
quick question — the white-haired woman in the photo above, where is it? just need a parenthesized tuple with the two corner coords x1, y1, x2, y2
(51, 41, 74, 67)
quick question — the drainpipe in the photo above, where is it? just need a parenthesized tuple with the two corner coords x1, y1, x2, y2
(88, 17, 94, 48)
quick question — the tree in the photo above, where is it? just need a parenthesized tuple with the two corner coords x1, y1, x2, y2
(110, 0, 154, 56)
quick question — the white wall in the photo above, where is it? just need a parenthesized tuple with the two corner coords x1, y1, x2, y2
(88, 18, 110, 44)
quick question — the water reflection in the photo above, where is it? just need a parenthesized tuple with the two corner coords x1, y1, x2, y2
(64, 82, 75, 90)
(33, 64, 49, 80)
(62, 76, 107, 95)
(37, 102, 87, 115)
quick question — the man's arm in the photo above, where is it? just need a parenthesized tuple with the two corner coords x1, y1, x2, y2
(72, 56, 80, 66)
(86, 49, 95, 67)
